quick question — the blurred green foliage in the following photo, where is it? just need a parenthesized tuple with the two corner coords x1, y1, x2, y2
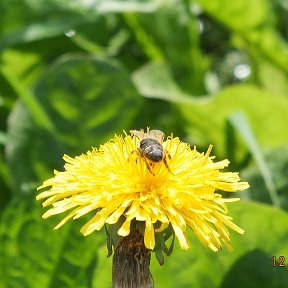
(1, 0, 288, 287)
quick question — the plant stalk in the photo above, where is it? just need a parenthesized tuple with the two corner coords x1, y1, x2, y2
(112, 230, 153, 288)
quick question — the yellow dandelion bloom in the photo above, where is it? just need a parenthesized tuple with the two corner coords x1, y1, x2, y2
(37, 130, 249, 252)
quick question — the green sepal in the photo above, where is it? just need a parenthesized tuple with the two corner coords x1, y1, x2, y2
(104, 224, 113, 258)
(163, 224, 173, 241)
(104, 216, 126, 257)
(161, 224, 175, 255)
(166, 230, 175, 256)
(154, 232, 165, 265)
(153, 224, 176, 265)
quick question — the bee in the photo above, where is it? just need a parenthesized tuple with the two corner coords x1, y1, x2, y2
(130, 129, 172, 175)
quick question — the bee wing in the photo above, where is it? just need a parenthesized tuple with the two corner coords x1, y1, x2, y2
(146, 130, 165, 143)
(130, 130, 145, 140)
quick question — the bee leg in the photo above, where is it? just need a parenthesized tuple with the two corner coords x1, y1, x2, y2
(130, 149, 140, 163)
(143, 158, 155, 176)
(137, 148, 155, 176)
(163, 150, 174, 175)
(163, 157, 172, 174)
(166, 151, 172, 160)
(130, 149, 155, 175)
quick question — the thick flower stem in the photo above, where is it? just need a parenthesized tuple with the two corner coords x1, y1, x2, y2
(112, 230, 153, 288)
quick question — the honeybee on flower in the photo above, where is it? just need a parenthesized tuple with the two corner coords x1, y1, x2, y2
(37, 129, 249, 263)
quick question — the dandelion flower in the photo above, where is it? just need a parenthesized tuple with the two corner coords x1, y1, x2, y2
(37, 129, 249, 255)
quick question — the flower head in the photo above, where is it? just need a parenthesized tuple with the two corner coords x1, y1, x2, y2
(37, 129, 249, 254)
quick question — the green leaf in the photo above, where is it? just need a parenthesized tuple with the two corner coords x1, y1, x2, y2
(0, 0, 160, 49)
(242, 146, 288, 210)
(0, 195, 106, 288)
(0, 0, 85, 49)
(132, 62, 209, 103)
(245, 27, 288, 73)
(151, 201, 288, 287)
(130, 2, 208, 93)
(256, 59, 288, 97)
(6, 101, 60, 193)
(197, 0, 269, 31)
(0, 18, 85, 50)
(0, 131, 6, 145)
(0, 157, 11, 210)
(229, 112, 280, 207)
(95, 0, 161, 13)
(6, 54, 142, 192)
(1, 66, 56, 134)
(198, 1, 288, 74)
(178, 84, 288, 157)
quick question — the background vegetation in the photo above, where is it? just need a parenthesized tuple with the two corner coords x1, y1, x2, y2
(1, 0, 288, 287)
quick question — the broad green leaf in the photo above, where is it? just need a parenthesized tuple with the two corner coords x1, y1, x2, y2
(198, 1, 288, 74)
(0, 0, 160, 49)
(32, 54, 142, 145)
(6, 54, 143, 192)
(128, 2, 207, 93)
(0, 195, 106, 288)
(132, 62, 209, 103)
(0, 18, 85, 50)
(91, 244, 113, 287)
(245, 27, 288, 72)
(178, 84, 288, 157)
(256, 59, 288, 97)
(94, 0, 161, 13)
(197, 0, 269, 31)
(6, 101, 59, 193)
(229, 113, 280, 207)
(0, 0, 87, 49)
(242, 146, 288, 210)
(1, 66, 56, 134)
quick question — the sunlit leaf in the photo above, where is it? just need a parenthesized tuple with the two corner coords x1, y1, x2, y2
(0, 195, 106, 288)
(178, 84, 288, 157)
(6, 54, 143, 192)
(197, 0, 269, 31)
(229, 112, 280, 207)
(242, 146, 288, 210)
(0, 0, 160, 49)
(151, 201, 288, 287)
(132, 62, 209, 103)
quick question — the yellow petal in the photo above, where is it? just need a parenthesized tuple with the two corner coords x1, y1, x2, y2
(144, 220, 155, 249)
(118, 220, 131, 236)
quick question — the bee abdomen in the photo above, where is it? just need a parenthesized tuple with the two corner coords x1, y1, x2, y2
(140, 138, 163, 162)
